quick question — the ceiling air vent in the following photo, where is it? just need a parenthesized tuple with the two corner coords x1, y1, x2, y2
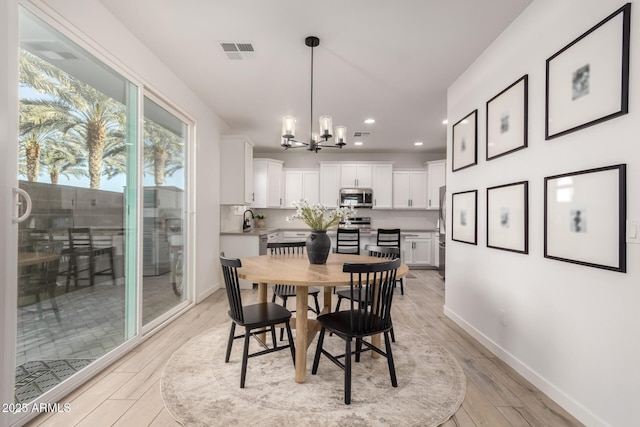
(353, 131, 371, 138)
(24, 41, 79, 60)
(218, 42, 255, 60)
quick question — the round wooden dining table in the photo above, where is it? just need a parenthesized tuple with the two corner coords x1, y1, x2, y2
(238, 252, 409, 383)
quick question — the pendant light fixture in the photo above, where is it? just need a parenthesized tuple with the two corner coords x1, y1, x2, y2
(281, 36, 347, 152)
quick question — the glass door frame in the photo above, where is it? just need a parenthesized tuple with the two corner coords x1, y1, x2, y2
(1, 0, 21, 424)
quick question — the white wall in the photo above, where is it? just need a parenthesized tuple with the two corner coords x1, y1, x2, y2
(445, 1, 640, 426)
(33, 0, 224, 301)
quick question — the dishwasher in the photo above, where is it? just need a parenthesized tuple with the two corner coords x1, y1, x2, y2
(259, 234, 268, 255)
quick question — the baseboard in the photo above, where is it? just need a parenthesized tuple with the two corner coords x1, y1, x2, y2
(196, 283, 219, 304)
(443, 305, 608, 427)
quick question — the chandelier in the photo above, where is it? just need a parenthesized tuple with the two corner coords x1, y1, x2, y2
(281, 36, 347, 152)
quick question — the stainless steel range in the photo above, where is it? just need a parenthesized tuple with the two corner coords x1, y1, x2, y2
(339, 217, 371, 231)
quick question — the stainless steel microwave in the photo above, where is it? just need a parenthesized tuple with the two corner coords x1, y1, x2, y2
(339, 188, 373, 208)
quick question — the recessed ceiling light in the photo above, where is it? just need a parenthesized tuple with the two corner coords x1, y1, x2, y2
(364, 118, 375, 124)
(442, 119, 448, 124)
(414, 142, 423, 146)
(354, 141, 363, 146)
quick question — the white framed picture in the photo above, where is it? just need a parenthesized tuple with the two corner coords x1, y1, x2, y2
(545, 4, 630, 139)
(486, 76, 528, 160)
(544, 164, 626, 272)
(451, 110, 477, 172)
(451, 190, 477, 245)
(487, 181, 528, 253)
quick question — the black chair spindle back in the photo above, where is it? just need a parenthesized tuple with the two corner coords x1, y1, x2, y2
(220, 254, 244, 324)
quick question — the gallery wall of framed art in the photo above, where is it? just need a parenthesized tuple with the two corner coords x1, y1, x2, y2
(445, 2, 637, 427)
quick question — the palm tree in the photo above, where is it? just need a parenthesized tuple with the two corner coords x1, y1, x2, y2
(19, 49, 127, 189)
(18, 130, 48, 181)
(144, 119, 184, 185)
(40, 137, 88, 184)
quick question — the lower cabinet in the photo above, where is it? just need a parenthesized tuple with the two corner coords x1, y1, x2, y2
(402, 232, 434, 267)
(220, 234, 261, 289)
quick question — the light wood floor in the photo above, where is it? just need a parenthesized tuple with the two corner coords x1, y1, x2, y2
(27, 270, 583, 427)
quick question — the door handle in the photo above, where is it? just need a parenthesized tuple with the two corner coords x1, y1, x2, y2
(12, 187, 32, 224)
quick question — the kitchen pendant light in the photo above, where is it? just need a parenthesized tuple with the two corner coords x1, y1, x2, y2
(281, 36, 346, 152)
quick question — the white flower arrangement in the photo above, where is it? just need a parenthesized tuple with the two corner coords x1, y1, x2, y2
(286, 200, 355, 231)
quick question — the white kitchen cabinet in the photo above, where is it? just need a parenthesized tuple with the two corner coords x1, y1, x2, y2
(320, 163, 341, 208)
(253, 158, 283, 208)
(220, 136, 253, 205)
(402, 232, 433, 266)
(284, 169, 319, 207)
(371, 163, 393, 209)
(426, 160, 446, 210)
(393, 170, 427, 209)
(340, 163, 372, 188)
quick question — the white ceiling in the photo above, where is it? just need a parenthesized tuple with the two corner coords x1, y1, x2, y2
(98, 0, 532, 154)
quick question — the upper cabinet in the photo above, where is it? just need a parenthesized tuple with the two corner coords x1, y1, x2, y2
(253, 158, 283, 208)
(426, 160, 446, 210)
(320, 162, 392, 208)
(285, 169, 319, 207)
(340, 163, 372, 188)
(319, 163, 340, 208)
(371, 163, 393, 209)
(392, 170, 427, 209)
(220, 136, 254, 205)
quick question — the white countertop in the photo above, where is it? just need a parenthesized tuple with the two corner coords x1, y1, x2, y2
(220, 228, 437, 237)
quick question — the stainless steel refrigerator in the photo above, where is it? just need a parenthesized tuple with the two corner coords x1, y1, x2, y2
(438, 186, 446, 279)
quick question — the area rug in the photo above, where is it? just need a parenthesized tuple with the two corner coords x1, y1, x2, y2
(161, 323, 466, 426)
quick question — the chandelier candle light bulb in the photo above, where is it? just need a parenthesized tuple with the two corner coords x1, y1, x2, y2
(319, 116, 332, 138)
(282, 116, 296, 139)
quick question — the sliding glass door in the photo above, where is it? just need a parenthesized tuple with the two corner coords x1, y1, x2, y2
(142, 95, 188, 326)
(16, 8, 138, 405)
(13, 6, 191, 412)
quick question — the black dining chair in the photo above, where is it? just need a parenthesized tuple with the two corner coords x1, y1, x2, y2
(335, 245, 399, 342)
(66, 227, 117, 291)
(336, 228, 360, 255)
(376, 229, 404, 295)
(312, 258, 401, 404)
(268, 241, 321, 340)
(333, 228, 361, 294)
(219, 252, 296, 388)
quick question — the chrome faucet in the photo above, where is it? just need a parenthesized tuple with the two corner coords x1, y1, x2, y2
(243, 209, 254, 231)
